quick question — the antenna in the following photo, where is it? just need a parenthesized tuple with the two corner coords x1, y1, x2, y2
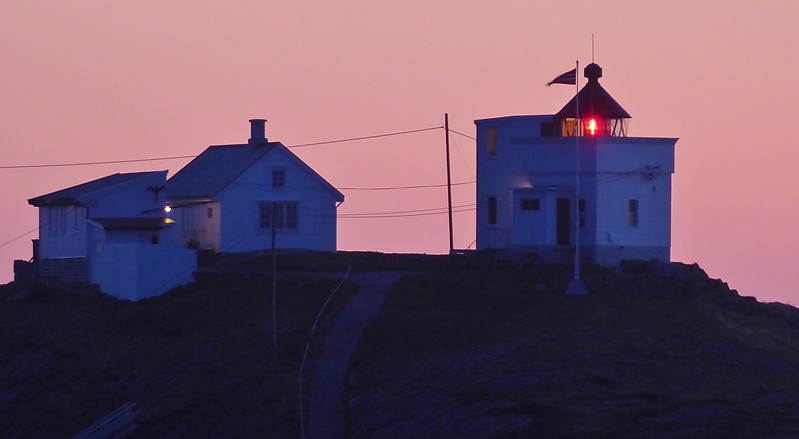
(592, 34, 595, 63)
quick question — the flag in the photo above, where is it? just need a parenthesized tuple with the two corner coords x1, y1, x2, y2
(547, 68, 577, 86)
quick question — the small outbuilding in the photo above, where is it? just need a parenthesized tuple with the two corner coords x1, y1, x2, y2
(27, 171, 197, 301)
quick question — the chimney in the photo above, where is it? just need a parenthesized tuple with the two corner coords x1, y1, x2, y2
(248, 119, 267, 145)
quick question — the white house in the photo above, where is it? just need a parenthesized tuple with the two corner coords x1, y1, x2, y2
(476, 63, 677, 266)
(27, 171, 197, 301)
(167, 119, 344, 253)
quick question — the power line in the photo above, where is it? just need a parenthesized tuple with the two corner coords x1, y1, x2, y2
(340, 207, 475, 219)
(339, 181, 474, 191)
(0, 155, 196, 170)
(448, 128, 475, 140)
(0, 227, 38, 249)
(0, 126, 445, 170)
(339, 203, 475, 217)
(235, 180, 475, 192)
(286, 126, 442, 149)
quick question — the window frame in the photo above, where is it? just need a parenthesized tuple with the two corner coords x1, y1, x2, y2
(272, 169, 286, 188)
(488, 196, 498, 225)
(259, 201, 300, 231)
(629, 199, 639, 227)
(520, 198, 541, 211)
(486, 127, 497, 156)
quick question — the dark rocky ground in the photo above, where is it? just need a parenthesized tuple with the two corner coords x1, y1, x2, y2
(0, 269, 357, 438)
(2, 254, 799, 438)
(347, 262, 799, 438)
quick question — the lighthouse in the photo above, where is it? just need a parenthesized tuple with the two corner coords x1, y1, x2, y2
(475, 63, 677, 266)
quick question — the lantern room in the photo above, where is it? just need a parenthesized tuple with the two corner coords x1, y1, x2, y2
(554, 63, 631, 137)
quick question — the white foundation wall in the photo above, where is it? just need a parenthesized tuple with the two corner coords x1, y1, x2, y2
(91, 243, 196, 301)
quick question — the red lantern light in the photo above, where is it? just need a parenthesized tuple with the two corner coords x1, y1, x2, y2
(588, 118, 597, 136)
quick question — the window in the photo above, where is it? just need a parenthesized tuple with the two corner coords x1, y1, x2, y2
(629, 199, 639, 227)
(579, 199, 586, 228)
(74, 207, 87, 233)
(47, 206, 67, 236)
(207, 207, 213, 219)
(272, 169, 285, 187)
(486, 127, 497, 156)
(286, 203, 298, 229)
(488, 196, 497, 225)
(520, 198, 540, 211)
(540, 122, 555, 137)
(260, 202, 299, 230)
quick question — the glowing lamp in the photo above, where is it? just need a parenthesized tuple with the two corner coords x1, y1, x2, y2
(588, 118, 597, 136)
(164, 206, 172, 213)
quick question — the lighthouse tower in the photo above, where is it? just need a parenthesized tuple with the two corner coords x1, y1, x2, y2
(475, 63, 677, 266)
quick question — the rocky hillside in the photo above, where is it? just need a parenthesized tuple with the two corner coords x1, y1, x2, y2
(2, 254, 799, 438)
(347, 262, 799, 438)
(0, 269, 357, 438)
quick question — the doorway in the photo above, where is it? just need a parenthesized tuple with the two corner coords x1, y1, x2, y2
(556, 198, 570, 245)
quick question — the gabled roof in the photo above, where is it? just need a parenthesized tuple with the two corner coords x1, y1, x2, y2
(554, 63, 631, 120)
(168, 142, 344, 201)
(28, 172, 163, 207)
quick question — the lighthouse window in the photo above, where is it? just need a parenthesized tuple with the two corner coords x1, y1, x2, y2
(521, 199, 540, 211)
(540, 122, 555, 137)
(629, 199, 639, 227)
(488, 196, 497, 225)
(486, 127, 497, 156)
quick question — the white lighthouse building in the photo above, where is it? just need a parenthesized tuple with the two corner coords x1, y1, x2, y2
(475, 63, 677, 266)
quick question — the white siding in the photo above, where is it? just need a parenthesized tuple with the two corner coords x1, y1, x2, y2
(172, 202, 221, 250)
(78, 172, 168, 219)
(91, 243, 196, 301)
(216, 148, 339, 252)
(475, 115, 676, 265)
(38, 206, 88, 259)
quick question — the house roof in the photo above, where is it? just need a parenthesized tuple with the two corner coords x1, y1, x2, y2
(28, 172, 164, 207)
(554, 63, 631, 120)
(168, 142, 344, 201)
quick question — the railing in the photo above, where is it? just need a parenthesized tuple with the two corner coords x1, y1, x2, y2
(71, 402, 138, 439)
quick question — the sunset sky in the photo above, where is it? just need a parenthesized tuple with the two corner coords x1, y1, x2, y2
(2, 1, 798, 304)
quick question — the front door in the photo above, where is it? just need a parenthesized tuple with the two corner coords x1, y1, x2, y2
(556, 198, 570, 245)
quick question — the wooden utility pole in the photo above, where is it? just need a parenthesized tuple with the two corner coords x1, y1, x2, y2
(445, 113, 454, 254)
(271, 202, 278, 369)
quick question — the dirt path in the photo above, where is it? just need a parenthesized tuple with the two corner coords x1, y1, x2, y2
(307, 272, 403, 439)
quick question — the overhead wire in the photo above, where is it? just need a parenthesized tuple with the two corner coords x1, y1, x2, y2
(0, 123, 481, 245)
(0, 227, 39, 249)
(0, 126, 445, 169)
(234, 180, 475, 192)
(0, 155, 196, 170)
(338, 207, 475, 219)
(286, 126, 442, 149)
(448, 128, 476, 140)
(339, 203, 475, 217)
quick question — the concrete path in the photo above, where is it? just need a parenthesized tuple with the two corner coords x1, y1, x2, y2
(307, 272, 403, 439)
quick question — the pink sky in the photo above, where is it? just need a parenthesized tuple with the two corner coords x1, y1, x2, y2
(2, 1, 798, 304)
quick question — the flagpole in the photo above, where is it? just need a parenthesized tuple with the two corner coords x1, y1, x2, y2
(567, 60, 588, 296)
(574, 59, 580, 282)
